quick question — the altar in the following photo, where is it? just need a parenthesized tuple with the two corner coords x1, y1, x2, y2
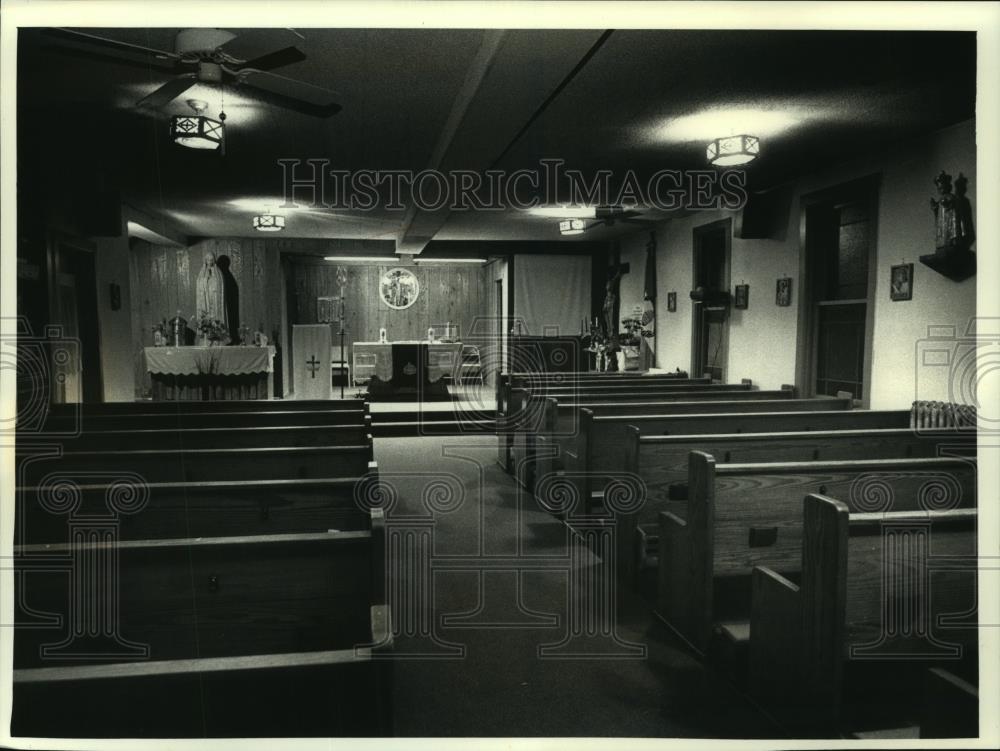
(144, 346, 276, 401)
(353, 341, 461, 400)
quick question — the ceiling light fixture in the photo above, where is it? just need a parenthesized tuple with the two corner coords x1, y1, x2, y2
(253, 213, 285, 232)
(323, 256, 400, 262)
(559, 218, 586, 236)
(529, 206, 597, 219)
(170, 99, 224, 150)
(414, 258, 487, 264)
(707, 134, 760, 166)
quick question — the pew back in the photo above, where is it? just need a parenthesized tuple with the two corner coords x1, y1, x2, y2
(16, 471, 378, 544)
(12, 508, 391, 737)
(42, 408, 370, 432)
(659, 454, 977, 653)
(26, 423, 374, 451)
(18, 443, 375, 486)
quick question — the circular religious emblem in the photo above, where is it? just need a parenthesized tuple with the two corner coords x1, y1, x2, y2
(380, 267, 420, 310)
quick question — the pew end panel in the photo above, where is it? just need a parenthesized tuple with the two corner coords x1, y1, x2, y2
(748, 566, 803, 722)
(657, 451, 716, 654)
(920, 668, 978, 739)
(749, 493, 979, 737)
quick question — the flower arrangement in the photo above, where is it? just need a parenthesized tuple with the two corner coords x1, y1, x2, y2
(619, 316, 654, 347)
(192, 310, 230, 345)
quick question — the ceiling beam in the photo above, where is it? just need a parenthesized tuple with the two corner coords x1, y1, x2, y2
(396, 30, 506, 255)
(397, 29, 608, 256)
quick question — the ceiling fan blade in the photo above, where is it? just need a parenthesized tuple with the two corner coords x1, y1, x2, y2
(234, 46, 307, 73)
(136, 75, 198, 110)
(237, 71, 342, 117)
(217, 28, 304, 61)
(44, 28, 181, 62)
(40, 42, 183, 73)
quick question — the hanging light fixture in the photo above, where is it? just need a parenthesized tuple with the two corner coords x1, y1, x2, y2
(170, 99, 224, 151)
(253, 212, 285, 232)
(559, 218, 586, 236)
(707, 134, 760, 166)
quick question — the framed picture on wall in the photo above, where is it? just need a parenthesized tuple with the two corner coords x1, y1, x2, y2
(775, 277, 792, 307)
(380, 267, 420, 310)
(890, 263, 913, 301)
(317, 296, 341, 323)
(734, 284, 749, 309)
(667, 292, 677, 312)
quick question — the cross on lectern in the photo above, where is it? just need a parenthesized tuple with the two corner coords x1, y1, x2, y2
(306, 355, 321, 378)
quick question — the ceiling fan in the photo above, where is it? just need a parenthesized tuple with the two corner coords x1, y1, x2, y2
(42, 27, 342, 117)
(588, 206, 652, 228)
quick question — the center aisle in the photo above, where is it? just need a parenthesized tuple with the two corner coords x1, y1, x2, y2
(373, 436, 779, 737)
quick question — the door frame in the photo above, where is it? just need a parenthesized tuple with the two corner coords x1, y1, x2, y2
(794, 174, 881, 406)
(46, 232, 103, 403)
(690, 218, 732, 381)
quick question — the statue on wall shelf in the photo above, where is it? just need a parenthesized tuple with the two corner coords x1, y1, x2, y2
(923, 170, 976, 282)
(930, 171, 975, 254)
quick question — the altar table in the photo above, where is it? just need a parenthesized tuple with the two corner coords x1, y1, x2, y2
(144, 346, 276, 401)
(353, 341, 461, 400)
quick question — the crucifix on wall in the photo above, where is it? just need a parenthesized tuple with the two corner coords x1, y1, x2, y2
(601, 251, 630, 343)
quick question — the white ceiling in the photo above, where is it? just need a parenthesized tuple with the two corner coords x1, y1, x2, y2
(17, 27, 976, 251)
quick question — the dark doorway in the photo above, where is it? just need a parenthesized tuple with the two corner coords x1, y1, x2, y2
(691, 219, 731, 382)
(48, 236, 103, 403)
(799, 177, 879, 403)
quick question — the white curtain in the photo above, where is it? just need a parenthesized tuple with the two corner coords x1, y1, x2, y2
(513, 255, 591, 337)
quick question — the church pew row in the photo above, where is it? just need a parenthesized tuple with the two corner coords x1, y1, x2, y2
(497, 371, 703, 414)
(12, 509, 392, 738)
(17, 442, 376, 487)
(503, 381, 764, 475)
(509, 385, 799, 485)
(24, 423, 375, 451)
(496, 374, 710, 469)
(15, 470, 378, 545)
(617, 419, 961, 585)
(656, 454, 977, 655)
(38, 407, 372, 433)
(44, 398, 369, 415)
(529, 394, 850, 498)
(749, 494, 976, 737)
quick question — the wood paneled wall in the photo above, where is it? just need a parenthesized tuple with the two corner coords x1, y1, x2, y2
(129, 238, 281, 397)
(287, 260, 488, 350)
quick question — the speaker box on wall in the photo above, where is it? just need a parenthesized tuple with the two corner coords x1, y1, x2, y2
(734, 185, 793, 240)
(76, 171, 123, 237)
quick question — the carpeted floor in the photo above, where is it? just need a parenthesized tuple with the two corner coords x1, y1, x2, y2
(373, 435, 781, 738)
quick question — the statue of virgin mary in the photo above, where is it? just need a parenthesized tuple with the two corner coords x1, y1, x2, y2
(195, 248, 226, 324)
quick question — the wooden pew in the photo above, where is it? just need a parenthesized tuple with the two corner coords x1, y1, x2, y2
(41, 407, 371, 432)
(16, 470, 378, 545)
(658, 454, 977, 655)
(507, 383, 770, 478)
(11, 509, 392, 737)
(45, 398, 368, 415)
(749, 494, 976, 737)
(618, 419, 958, 585)
(529, 393, 847, 496)
(920, 668, 979, 739)
(496, 372, 707, 469)
(22, 422, 374, 452)
(18, 442, 375, 487)
(502, 381, 771, 478)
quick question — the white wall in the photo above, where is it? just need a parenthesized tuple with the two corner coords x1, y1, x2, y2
(617, 119, 977, 407)
(92, 219, 135, 402)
